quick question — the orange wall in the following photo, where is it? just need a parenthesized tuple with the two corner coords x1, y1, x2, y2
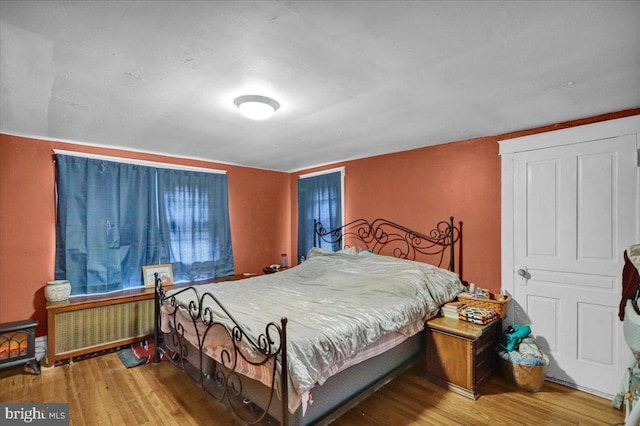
(291, 109, 640, 294)
(0, 134, 291, 335)
(291, 138, 501, 290)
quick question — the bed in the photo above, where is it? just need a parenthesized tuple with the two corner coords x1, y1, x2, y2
(154, 216, 463, 425)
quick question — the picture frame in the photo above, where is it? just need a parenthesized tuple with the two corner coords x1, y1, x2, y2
(142, 264, 174, 288)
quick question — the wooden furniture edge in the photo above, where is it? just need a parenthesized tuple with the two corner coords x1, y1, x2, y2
(426, 316, 489, 339)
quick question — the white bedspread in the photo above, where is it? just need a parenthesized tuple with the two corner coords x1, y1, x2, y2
(162, 252, 464, 401)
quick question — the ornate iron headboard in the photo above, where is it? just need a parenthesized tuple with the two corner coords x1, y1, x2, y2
(313, 216, 457, 272)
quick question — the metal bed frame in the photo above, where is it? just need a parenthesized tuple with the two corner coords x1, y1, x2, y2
(154, 216, 457, 425)
(314, 216, 456, 271)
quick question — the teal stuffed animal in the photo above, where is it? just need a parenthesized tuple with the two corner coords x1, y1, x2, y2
(501, 324, 531, 352)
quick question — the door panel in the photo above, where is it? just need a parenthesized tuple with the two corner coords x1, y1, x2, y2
(513, 134, 637, 396)
(577, 152, 615, 262)
(577, 302, 616, 366)
(526, 294, 560, 352)
(527, 160, 559, 257)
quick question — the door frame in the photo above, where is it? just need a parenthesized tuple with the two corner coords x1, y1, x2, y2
(499, 115, 640, 325)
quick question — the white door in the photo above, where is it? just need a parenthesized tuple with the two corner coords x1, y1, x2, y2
(501, 116, 640, 398)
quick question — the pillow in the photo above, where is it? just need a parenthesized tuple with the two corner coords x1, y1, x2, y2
(337, 246, 357, 255)
(307, 246, 358, 259)
(358, 249, 376, 257)
(306, 247, 332, 259)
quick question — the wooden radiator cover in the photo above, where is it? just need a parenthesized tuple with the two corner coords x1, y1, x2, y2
(45, 290, 155, 366)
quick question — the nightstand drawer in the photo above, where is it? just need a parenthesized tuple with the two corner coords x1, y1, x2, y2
(475, 350, 495, 386)
(476, 324, 499, 353)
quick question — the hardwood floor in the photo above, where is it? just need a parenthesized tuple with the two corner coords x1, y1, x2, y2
(0, 352, 625, 425)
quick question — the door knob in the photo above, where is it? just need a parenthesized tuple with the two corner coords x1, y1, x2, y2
(517, 267, 529, 285)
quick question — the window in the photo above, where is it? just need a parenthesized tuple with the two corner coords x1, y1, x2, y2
(297, 167, 344, 262)
(157, 168, 234, 282)
(54, 153, 233, 296)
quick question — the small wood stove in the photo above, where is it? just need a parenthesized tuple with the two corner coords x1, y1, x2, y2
(0, 319, 40, 374)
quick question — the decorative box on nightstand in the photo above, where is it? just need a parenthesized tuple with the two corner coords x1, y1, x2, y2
(425, 316, 500, 399)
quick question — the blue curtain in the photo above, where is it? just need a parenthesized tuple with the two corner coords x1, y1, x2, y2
(55, 155, 234, 295)
(297, 171, 342, 261)
(157, 169, 234, 281)
(55, 155, 160, 295)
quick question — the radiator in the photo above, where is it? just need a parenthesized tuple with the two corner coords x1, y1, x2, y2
(46, 296, 154, 365)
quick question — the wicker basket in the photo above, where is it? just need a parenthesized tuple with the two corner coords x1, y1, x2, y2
(457, 292, 510, 319)
(500, 358, 547, 392)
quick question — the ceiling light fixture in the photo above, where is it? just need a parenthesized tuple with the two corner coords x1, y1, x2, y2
(233, 95, 280, 120)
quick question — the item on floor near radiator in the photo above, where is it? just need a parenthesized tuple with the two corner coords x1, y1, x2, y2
(117, 339, 171, 368)
(45, 280, 71, 302)
(117, 346, 148, 368)
(458, 306, 498, 325)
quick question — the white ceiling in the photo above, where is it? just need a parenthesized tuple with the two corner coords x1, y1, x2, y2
(1, 1, 639, 172)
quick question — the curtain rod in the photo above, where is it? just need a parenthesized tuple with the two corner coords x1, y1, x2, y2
(52, 149, 227, 175)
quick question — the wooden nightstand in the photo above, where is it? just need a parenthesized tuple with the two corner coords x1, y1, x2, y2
(425, 316, 500, 399)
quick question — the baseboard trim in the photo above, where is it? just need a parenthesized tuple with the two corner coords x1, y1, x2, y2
(546, 376, 613, 400)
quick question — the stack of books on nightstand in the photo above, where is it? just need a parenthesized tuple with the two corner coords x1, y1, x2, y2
(441, 301, 466, 320)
